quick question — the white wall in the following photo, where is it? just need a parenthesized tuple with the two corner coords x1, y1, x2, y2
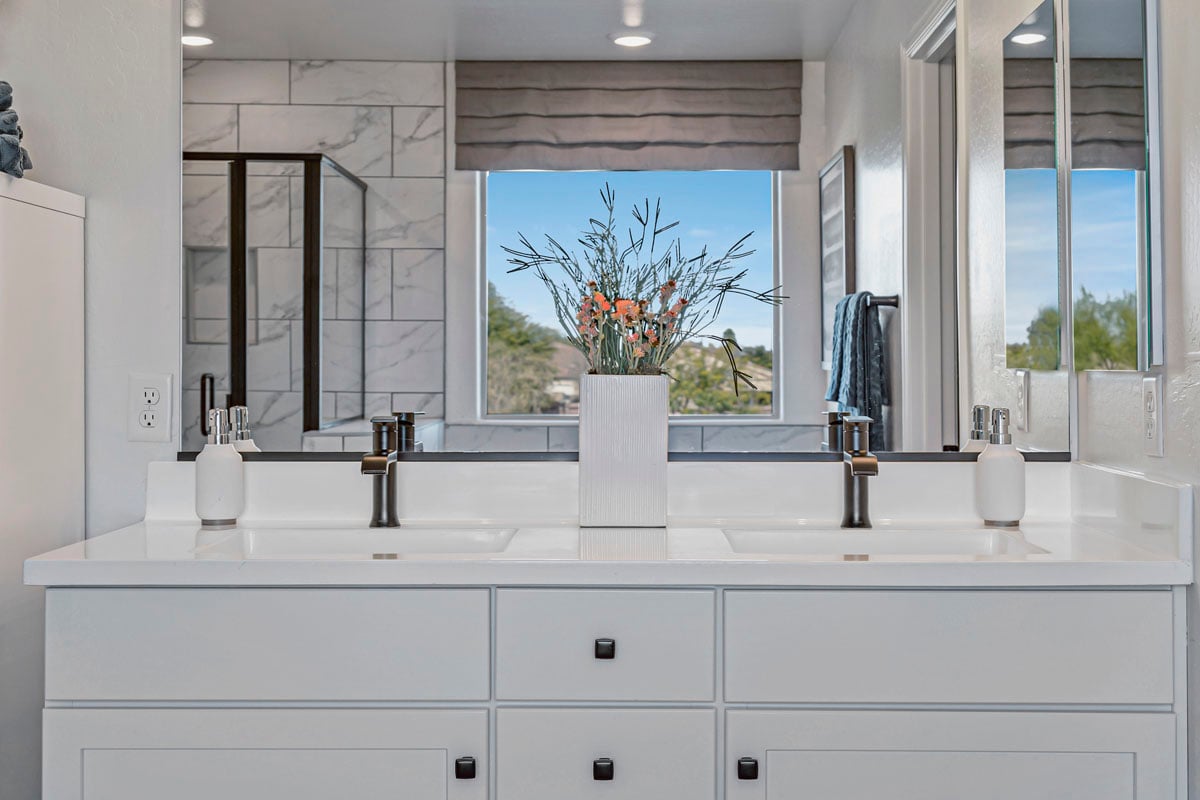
(822, 0, 933, 447)
(1071, 0, 1200, 791)
(0, 0, 183, 536)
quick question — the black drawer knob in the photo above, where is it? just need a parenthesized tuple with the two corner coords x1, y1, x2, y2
(593, 757, 615, 781)
(737, 757, 759, 780)
(594, 638, 616, 660)
(455, 756, 477, 780)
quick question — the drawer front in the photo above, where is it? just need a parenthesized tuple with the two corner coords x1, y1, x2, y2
(497, 708, 715, 800)
(495, 589, 715, 701)
(724, 590, 1174, 704)
(45, 588, 491, 701)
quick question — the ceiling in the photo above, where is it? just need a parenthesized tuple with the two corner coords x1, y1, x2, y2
(182, 0, 860, 61)
(1003, 0, 1146, 60)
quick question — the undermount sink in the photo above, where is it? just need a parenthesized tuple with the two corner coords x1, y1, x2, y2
(195, 527, 518, 559)
(722, 528, 1048, 557)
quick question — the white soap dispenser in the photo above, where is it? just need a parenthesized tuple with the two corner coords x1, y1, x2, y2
(974, 407, 1025, 527)
(962, 404, 991, 453)
(195, 408, 244, 527)
(230, 405, 261, 453)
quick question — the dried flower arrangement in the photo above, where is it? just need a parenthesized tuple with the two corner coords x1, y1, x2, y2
(503, 184, 784, 392)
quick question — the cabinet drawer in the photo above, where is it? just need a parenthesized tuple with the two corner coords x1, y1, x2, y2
(45, 589, 491, 701)
(495, 589, 715, 701)
(724, 590, 1174, 704)
(497, 708, 715, 800)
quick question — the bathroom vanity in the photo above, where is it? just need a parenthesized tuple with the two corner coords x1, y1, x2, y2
(25, 459, 1191, 799)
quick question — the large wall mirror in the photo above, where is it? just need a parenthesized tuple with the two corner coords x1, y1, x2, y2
(174, 0, 1161, 457)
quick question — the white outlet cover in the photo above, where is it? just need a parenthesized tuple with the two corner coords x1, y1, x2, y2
(128, 373, 173, 443)
(1013, 369, 1030, 432)
(1142, 375, 1164, 457)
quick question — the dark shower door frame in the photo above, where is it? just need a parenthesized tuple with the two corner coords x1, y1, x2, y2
(183, 151, 368, 432)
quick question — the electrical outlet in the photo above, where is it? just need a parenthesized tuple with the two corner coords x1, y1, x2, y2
(1142, 375, 1164, 457)
(1014, 369, 1030, 432)
(128, 373, 173, 443)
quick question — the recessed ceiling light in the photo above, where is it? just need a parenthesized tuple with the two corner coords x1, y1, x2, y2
(1011, 32, 1047, 45)
(181, 34, 214, 47)
(612, 32, 654, 48)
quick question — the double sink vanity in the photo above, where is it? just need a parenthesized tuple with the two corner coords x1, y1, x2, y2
(26, 457, 1191, 799)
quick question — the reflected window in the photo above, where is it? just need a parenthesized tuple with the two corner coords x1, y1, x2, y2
(484, 171, 777, 417)
(1004, 169, 1061, 370)
(1070, 169, 1141, 370)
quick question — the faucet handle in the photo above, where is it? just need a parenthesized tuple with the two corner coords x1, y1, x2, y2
(842, 415, 874, 455)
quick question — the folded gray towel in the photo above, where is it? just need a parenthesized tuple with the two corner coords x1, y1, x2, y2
(0, 110, 18, 136)
(0, 82, 12, 113)
(825, 291, 890, 450)
(0, 133, 31, 178)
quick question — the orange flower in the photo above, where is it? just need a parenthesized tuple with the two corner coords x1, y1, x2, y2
(593, 292, 612, 312)
(614, 299, 637, 317)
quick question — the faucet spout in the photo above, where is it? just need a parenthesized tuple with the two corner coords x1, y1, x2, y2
(845, 453, 879, 477)
(361, 450, 398, 476)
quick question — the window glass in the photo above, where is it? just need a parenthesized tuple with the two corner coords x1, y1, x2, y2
(485, 171, 776, 416)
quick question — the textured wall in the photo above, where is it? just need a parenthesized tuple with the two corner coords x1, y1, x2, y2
(0, 0, 183, 538)
(959, 0, 1071, 451)
(1071, 0, 1200, 791)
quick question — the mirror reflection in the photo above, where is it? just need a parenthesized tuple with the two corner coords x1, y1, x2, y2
(1067, 0, 1148, 371)
(173, 0, 1085, 456)
(1002, 0, 1061, 371)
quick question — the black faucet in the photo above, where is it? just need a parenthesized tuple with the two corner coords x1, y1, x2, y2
(841, 416, 878, 529)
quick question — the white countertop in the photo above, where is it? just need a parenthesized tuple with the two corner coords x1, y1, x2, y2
(24, 517, 1191, 587)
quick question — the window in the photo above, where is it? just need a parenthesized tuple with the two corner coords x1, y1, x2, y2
(1004, 168, 1062, 369)
(484, 171, 777, 417)
(1004, 168, 1143, 371)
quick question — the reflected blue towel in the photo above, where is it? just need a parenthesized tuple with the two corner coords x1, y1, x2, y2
(825, 292, 889, 450)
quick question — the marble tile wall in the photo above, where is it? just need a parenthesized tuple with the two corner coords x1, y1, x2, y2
(182, 59, 448, 450)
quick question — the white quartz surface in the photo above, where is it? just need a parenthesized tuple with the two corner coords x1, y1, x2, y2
(24, 517, 1190, 588)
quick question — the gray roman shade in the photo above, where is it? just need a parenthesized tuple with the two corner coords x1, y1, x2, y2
(454, 61, 803, 171)
(1004, 58, 1146, 170)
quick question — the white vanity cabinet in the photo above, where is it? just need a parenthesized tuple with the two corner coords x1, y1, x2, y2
(39, 586, 1184, 799)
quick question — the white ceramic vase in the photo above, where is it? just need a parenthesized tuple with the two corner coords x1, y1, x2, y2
(578, 373, 669, 527)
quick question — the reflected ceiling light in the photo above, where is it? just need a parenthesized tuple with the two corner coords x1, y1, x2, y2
(183, 0, 206, 28)
(622, 0, 645, 28)
(181, 34, 214, 47)
(1011, 32, 1047, 45)
(612, 32, 654, 47)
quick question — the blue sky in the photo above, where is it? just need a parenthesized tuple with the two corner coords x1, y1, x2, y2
(486, 171, 776, 348)
(1005, 168, 1141, 344)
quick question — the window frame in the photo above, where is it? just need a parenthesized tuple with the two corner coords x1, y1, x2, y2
(445, 167, 819, 428)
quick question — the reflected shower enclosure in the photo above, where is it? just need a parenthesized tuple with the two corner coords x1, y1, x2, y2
(181, 152, 367, 450)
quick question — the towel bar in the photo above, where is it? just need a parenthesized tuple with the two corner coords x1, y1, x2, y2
(867, 294, 899, 307)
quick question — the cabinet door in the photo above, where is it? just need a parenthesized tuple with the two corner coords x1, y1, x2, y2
(44, 709, 487, 800)
(726, 710, 1175, 799)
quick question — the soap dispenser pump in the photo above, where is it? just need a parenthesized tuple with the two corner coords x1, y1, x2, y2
(195, 408, 244, 527)
(974, 407, 1025, 527)
(962, 404, 991, 453)
(230, 405, 261, 453)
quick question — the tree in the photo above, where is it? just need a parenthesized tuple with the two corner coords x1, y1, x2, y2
(486, 283, 560, 414)
(1073, 289, 1137, 370)
(1007, 306, 1061, 370)
(668, 339, 772, 415)
(1006, 289, 1138, 371)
